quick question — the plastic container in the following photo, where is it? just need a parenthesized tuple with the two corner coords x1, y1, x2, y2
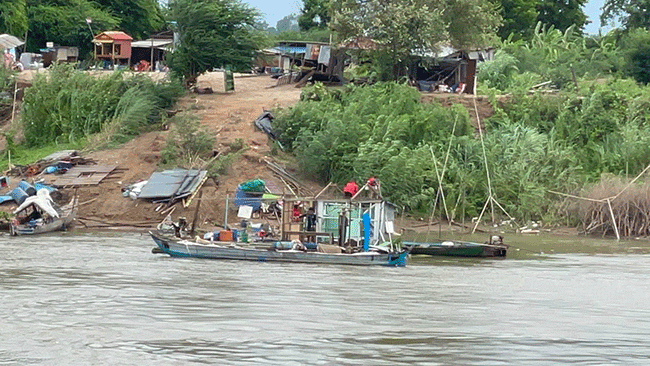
(219, 230, 233, 241)
(18, 181, 37, 196)
(10, 187, 28, 205)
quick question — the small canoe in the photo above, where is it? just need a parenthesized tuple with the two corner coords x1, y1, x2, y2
(150, 232, 409, 267)
(403, 240, 507, 258)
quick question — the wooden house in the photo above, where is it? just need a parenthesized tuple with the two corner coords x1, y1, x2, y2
(93, 31, 133, 67)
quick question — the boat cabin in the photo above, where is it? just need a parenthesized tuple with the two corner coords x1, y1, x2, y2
(282, 197, 397, 250)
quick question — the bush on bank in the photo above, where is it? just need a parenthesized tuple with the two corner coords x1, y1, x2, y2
(273, 81, 650, 226)
(21, 64, 183, 147)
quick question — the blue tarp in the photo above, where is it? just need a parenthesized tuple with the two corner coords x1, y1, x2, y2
(233, 186, 262, 211)
(274, 46, 306, 54)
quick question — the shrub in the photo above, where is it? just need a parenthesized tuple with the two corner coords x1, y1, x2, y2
(21, 64, 183, 147)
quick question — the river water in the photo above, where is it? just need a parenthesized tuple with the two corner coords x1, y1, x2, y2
(1, 231, 650, 365)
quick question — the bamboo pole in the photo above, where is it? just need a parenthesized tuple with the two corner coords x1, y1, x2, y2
(607, 198, 620, 241)
(429, 147, 450, 223)
(314, 182, 333, 199)
(472, 194, 491, 233)
(473, 99, 495, 223)
(190, 189, 203, 236)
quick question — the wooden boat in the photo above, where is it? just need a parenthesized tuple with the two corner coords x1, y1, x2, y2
(403, 236, 507, 258)
(150, 231, 409, 266)
(10, 192, 77, 236)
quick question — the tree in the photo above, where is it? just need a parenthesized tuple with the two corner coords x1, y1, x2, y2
(168, 0, 262, 87)
(299, 0, 330, 30)
(601, 0, 650, 29)
(0, 0, 28, 37)
(492, 0, 538, 40)
(25, 0, 118, 54)
(620, 28, 650, 83)
(536, 0, 588, 34)
(96, 0, 165, 40)
(330, 0, 501, 79)
(276, 14, 299, 32)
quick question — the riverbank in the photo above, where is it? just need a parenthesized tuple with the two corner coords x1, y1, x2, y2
(0, 70, 511, 235)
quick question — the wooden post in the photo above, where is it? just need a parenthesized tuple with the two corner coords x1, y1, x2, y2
(224, 193, 229, 230)
(607, 198, 620, 241)
(190, 189, 203, 236)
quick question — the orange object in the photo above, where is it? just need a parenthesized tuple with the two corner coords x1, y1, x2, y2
(219, 230, 233, 241)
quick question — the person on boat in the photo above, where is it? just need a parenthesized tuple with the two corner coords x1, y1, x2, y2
(302, 207, 317, 232)
(343, 180, 359, 198)
(292, 203, 302, 222)
(300, 206, 317, 242)
(367, 176, 382, 199)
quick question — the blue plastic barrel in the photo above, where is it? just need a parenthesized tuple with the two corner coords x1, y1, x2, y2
(18, 181, 37, 196)
(10, 187, 28, 205)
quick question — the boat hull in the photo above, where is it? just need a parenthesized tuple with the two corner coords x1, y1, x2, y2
(10, 215, 75, 236)
(151, 232, 408, 266)
(403, 241, 507, 258)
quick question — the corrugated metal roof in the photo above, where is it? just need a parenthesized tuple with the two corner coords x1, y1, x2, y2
(95, 31, 133, 41)
(139, 169, 207, 200)
(131, 39, 173, 48)
(0, 34, 25, 50)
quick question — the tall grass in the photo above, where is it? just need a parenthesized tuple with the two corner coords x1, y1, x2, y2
(21, 64, 183, 147)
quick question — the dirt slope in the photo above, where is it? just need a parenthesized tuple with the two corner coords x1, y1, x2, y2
(67, 73, 298, 230)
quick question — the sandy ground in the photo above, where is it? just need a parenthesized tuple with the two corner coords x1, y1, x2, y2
(2, 71, 497, 233)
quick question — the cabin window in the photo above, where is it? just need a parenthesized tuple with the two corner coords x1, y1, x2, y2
(95, 44, 102, 55)
(115, 44, 121, 55)
(459, 62, 467, 82)
(102, 43, 111, 55)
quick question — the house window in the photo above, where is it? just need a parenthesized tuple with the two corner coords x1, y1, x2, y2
(95, 44, 102, 55)
(115, 44, 121, 56)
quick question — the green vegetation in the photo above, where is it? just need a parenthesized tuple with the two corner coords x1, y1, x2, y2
(0, 0, 28, 36)
(168, 0, 264, 87)
(21, 64, 183, 147)
(274, 76, 650, 226)
(331, 0, 501, 81)
(160, 113, 240, 178)
(160, 113, 214, 166)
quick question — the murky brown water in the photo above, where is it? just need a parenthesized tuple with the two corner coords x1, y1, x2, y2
(1, 231, 649, 365)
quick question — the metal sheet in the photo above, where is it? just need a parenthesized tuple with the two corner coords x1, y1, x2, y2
(138, 169, 206, 200)
(131, 39, 173, 48)
(0, 34, 25, 50)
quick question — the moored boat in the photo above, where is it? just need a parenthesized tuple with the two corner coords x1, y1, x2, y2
(150, 231, 409, 266)
(403, 236, 507, 258)
(10, 190, 77, 236)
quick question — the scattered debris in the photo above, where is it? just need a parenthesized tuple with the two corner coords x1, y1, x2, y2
(253, 111, 278, 141)
(43, 165, 118, 187)
(263, 158, 313, 196)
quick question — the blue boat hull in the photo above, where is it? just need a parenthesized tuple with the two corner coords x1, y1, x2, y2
(151, 232, 408, 266)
